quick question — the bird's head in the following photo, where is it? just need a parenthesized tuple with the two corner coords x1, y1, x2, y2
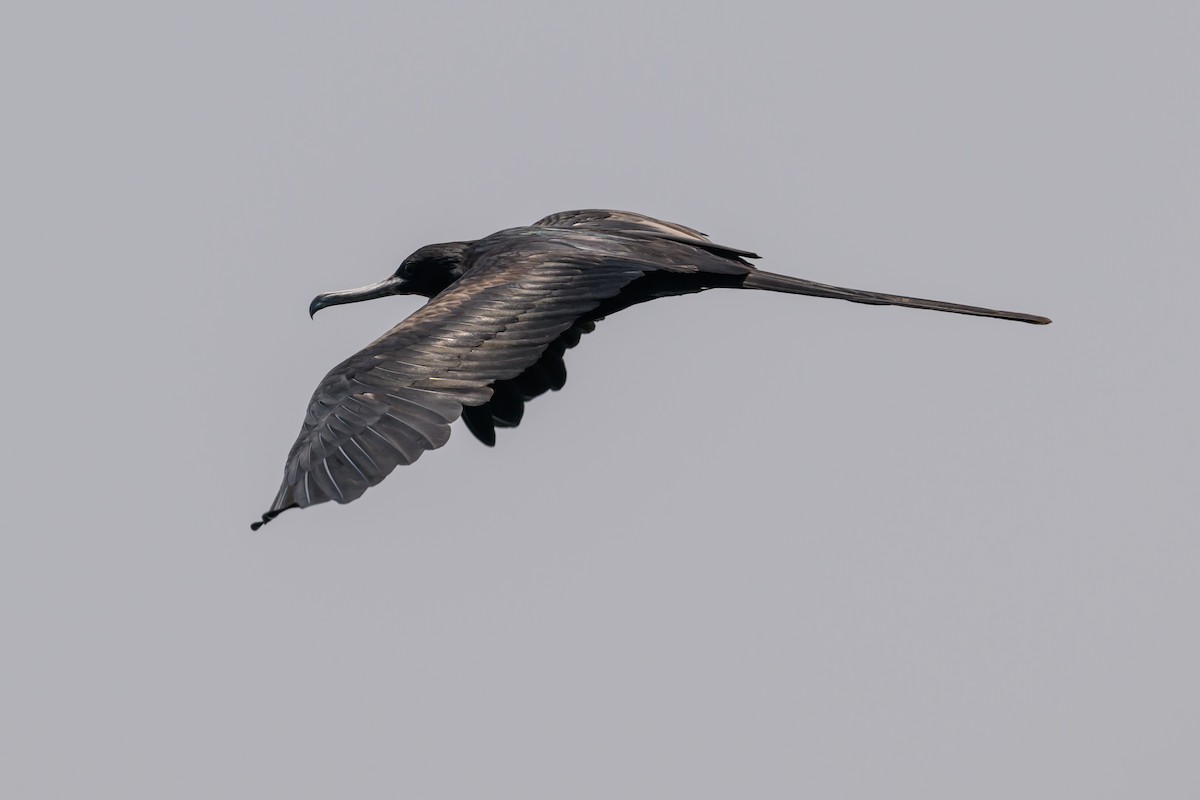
(308, 241, 471, 318)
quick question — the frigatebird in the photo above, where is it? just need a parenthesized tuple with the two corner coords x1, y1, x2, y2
(253, 209, 1049, 529)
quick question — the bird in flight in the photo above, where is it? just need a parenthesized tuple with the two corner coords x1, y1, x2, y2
(253, 209, 1049, 530)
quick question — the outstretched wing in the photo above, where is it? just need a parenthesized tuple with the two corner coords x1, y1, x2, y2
(534, 209, 760, 261)
(255, 230, 687, 529)
(534, 209, 712, 242)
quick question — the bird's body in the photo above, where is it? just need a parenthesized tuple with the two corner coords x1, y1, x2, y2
(253, 210, 1049, 530)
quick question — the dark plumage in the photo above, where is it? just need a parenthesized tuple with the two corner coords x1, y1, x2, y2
(253, 209, 1049, 529)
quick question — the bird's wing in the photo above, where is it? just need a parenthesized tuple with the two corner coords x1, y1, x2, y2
(534, 209, 712, 242)
(533, 209, 760, 260)
(254, 235, 654, 529)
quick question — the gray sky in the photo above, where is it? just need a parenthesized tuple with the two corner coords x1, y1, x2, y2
(3, 2, 1197, 797)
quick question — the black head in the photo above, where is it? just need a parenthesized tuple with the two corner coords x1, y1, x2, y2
(308, 241, 471, 317)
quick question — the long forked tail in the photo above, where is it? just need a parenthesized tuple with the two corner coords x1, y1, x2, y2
(741, 270, 1051, 325)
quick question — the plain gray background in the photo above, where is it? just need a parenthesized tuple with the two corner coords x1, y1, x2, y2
(2, 1, 1196, 797)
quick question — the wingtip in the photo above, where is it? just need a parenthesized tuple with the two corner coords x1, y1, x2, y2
(250, 504, 298, 531)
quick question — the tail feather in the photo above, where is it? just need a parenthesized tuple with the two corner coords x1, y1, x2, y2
(742, 270, 1051, 325)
